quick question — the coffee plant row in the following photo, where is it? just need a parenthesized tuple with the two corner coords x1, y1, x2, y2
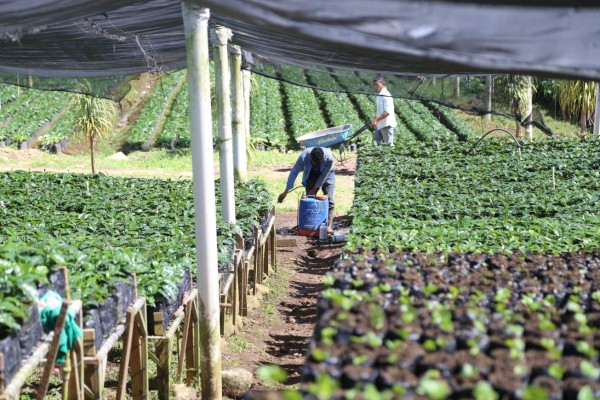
(249, 63, 287, 148)
(0, 66, 480, 153)
(0, 88, 70, 148)
(348, 139, 600, 254)
(124, 69, 187, 151)
(0, 171, 272, 332)
(293, 251, 600, 399)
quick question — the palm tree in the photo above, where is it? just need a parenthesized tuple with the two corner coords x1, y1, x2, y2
(72, 93, 118, 173)
(494, 75, 534, 139)
(554, 80, 597, 135)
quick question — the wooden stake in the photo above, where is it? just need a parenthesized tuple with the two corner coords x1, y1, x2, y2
(271, 211, 277, 273)
(37, 299, 71, 400)
(116, 298, 147, 400)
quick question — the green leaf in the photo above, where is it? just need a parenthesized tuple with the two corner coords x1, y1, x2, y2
(257, 365, 288, 386)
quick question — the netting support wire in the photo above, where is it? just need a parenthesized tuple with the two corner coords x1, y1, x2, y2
(594, 83, 600, 135)
(211, 25, 236, 224)
(182, 3, 223, 400)
(468, 128, 522, 161)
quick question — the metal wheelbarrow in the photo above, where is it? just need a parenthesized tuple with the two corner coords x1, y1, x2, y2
(296, 122, 371, 149)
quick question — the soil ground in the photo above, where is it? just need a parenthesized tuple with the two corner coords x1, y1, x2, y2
(221, 211, 352, 397)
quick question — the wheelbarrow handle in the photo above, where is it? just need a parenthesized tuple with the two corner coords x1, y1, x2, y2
(346, 122, 371, 142)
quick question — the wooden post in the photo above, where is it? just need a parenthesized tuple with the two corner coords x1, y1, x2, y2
(153, 313, 171, 400)
(240, 259, 249, 317)
(176, 289, 200, 385)
(37, 300, 71, 400)
(83, 329, 101, 399)
(131, 307, 148, 400)
(263, 231, 269, 278)
(188, 297, 200, 386)
(253, 226, 260, 295)
(116, 298, 148, 400)
(270, 213, 277, 273)
(66, 301, 84, 400)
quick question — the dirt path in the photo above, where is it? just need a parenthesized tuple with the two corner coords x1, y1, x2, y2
(222, 212, 349, 394)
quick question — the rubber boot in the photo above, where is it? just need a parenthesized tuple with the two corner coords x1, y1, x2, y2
(327, 208, 335, 234)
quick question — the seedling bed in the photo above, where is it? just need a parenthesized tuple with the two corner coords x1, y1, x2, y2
(301, 250, 600, 399)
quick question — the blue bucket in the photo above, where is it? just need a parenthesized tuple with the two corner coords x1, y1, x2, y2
(297, 195, 328, 237)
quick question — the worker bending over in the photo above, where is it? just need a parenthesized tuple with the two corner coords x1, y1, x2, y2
(278, 147, 336, 233)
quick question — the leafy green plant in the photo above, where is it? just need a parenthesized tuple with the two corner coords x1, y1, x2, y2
(416, 370, 451, 400)
(257, 364, 288, 386)
(473, 381, 499, 400)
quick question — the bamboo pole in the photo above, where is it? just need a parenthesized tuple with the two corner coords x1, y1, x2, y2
(182, 3, 222, 399)
(3, 341, 51, 399)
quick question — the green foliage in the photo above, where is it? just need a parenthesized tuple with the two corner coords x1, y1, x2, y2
(523, 385, 549, 400)
(250, 65, 287, 147)
(554, 80, 597, 132)
(279, 65, 327, 140)
(0, 242, 61, 331)
(305, 69, 363, 140)
(125, 70, 186, 150)
(494, 75, 534, 117)
(0, 171, 272, 312)
(348, 139, 600, 253)
(473, 381, 499, 400)
(1, 91, 70, 145)
(257, 364, 288, 385)
(416, 370, 451, 400)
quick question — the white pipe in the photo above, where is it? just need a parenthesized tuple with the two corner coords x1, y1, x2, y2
(243, 69, 251, 144)
(230, 45, 248, 182)
(594, 82, 600, 136)
(454, 77, 460, 98)
(181, 3, 222, 399)
(526, 76, 533, 141)
(211, 26, 236, 224)
(484, 75, 492, 120)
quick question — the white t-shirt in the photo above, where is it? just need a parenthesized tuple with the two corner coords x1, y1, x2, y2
(376, 87, 397, 129)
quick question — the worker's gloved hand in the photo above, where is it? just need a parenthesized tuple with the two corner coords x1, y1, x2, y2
(308, 187, 318, 195)
(277, 191, 287, 203)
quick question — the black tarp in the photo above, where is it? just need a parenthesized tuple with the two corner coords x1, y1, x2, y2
(1, 0, 600, 81)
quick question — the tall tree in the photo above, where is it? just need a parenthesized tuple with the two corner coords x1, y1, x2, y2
(72, 93, 118, 173)
(494, 75, 533, 138)
(555, 80, 598, 135)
